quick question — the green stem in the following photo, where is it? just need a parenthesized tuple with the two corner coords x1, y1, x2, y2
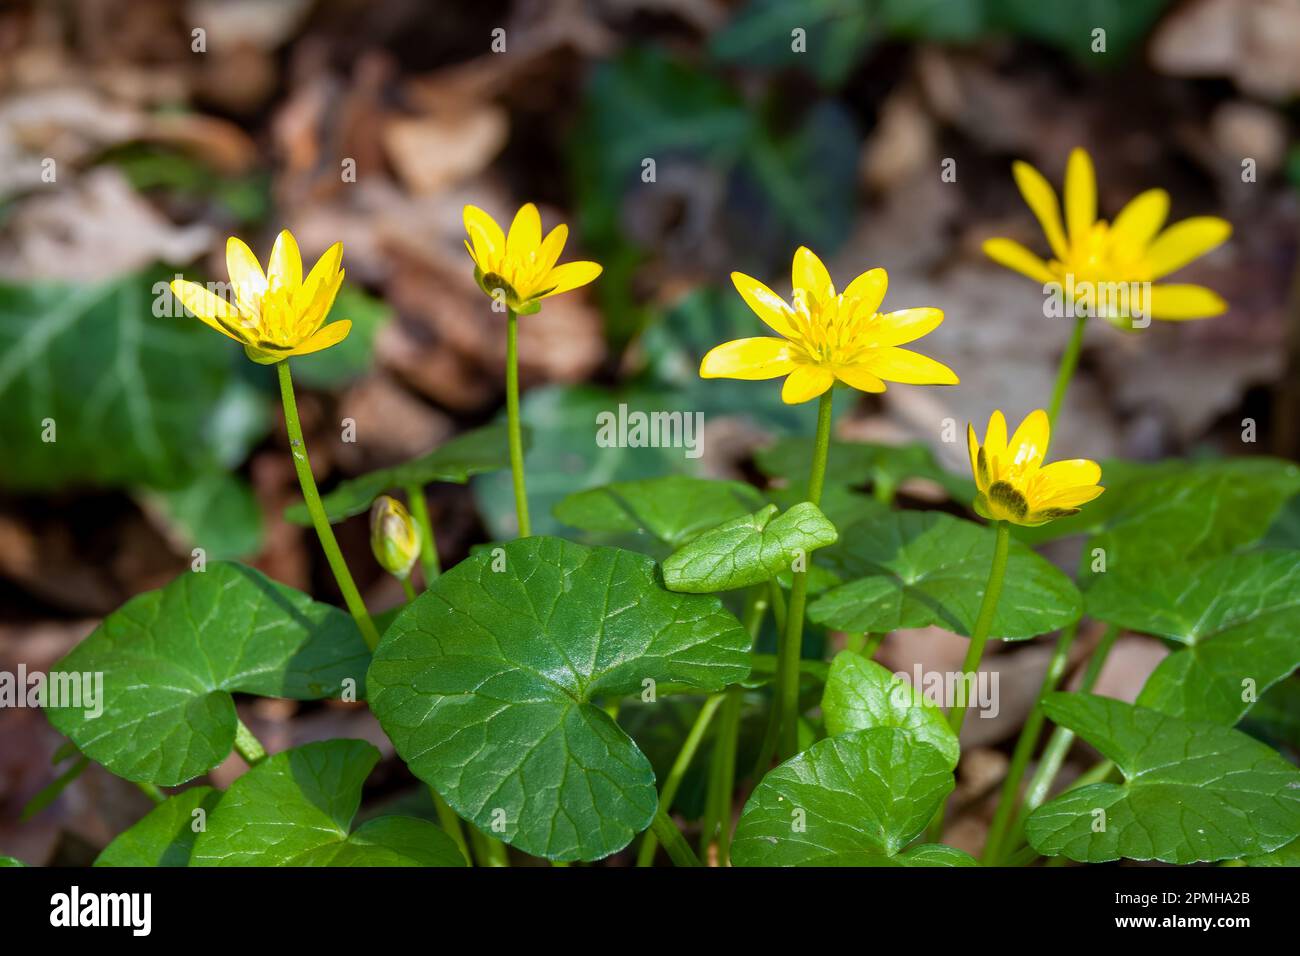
(926, 519, 1011, 843)
(429, 787, 470, 865)
(860, 632, 885, 659)
(276, 361, 381, 651)
(505, 308, 530, 537)
(651, 808, 704, 867)
(233, 718, 267, 766)
(711, 689, 744, 865)
(637, 694, 726, 867)
(982, 618, 1081, 864)
(400, 576, 417, 602)
(21, 756, 91, 820)
(404, 483, 441, 584)
(1047, 314, 1087, 427)
(135, 782, 166, 805)
(776, 389, 834, 760)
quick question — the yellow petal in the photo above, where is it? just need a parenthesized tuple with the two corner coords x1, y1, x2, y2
(792, 246, 835, 303)
(842, 267, 888, 317)
(1109, 188, 1169, 253)
(863, 347, 959, 385)
(1145, 217, 1232, 279)
(869, 308, 944, 348)
(538, 260, 602, 298)
(298, 241, 343, 315)
(700, 337, 797, 380)
(464, 205, 504, 267)
(537, 224, 569, 274)
(983, 410, 1008, 461)
(267, 230, 302, 291)
(1035, 483, 1105, 511)
(1007, 409, 1050, 469)
(731, 271, 797, 338)
(170, 279, 247, 342)
(966, 423, 982, 489)
(780, 364, 835, 404)
(1012, 160, 1068, 261)
(506, 203, 542, 261)
(226, 236, 267, 311)
(1064, 147, 1096, 251)
(1148, 283, 1227, 320)
(300, 267, 345, 334)
(982, 238, 1056, 285)
(833, 364, 886, 393)
(290, 320, 352, 357)
(1034, 458, 1102, 495)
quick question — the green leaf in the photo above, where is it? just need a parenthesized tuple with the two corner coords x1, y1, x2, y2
(45, 562, 370, 786)
(367, 537, 752, 861)
(94, 787, 223, 867)
(554, 475, 765, 547)
(0, 271, 257, 490)
(1026, 694, 1300, 864)
(755, 436, 974, 504)
(137, 471, 264, 560)
(290, 284, 390, 388)
(0, 856, 26, 867)
(994, 0, 1172, 63)
(732, 728, 976, 866)
(190, 740, 465, 866)
(808, 511, 1081, 640)
(1245, 836, 1300, 867)
(821, 652, 959, 769)
(1086, 550, 1300, 725)
(1082, 458, 1300, 583)
(711, 0, 876, 87)
(1242, 678, 1300, 753)
(662, 502, 838, 593)
(290, 422, 518, 525)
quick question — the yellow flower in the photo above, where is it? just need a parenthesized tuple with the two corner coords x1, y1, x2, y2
(700, 247, 958, 405)
(170, 230, 350, 364)
(967, 409, 1103, 526)
(369, 495, 421, 579)
(983, 147, 1231, 326)
(462, 203, 602, 314)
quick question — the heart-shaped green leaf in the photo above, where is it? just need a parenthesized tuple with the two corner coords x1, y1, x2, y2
(287, 422, 519, 525)
(821, 652, 959, 769)
(95, 787, 223, 867)
(732, 728, 976, 866)
(190, 740, 465, 866)
(367, 536, 752, 861)
(554, 475, 765, 547)
(1086, 550, 1300, 725)
(1026, 693, 1300, 864)
(45, 562, 370, 786)
(662, 502, 838, 593)
(808, 511, 1080, 640)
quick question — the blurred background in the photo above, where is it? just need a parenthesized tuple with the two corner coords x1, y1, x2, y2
(2, 0, 1297, 864)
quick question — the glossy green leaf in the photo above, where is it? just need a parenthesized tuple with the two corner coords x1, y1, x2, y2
(367, 536, 752, 861)
(808, 511, 1080, 640)
(755, 436, 974, 504)
(1027, 694, 1300, 864)
(94, 787, 223, 867)
(1242, 678, 1300, 753)
(554, 475, 764, 547)
(1086, 550, 1300, 725)
(45, 562, 370, 786)
(191, 740, 465, 866)
(289, 422, 518, 525)
(1245, 836, 1300, 867)
(662, 502, 838, 593)
(732, 728, 976, 866)
(821, 652, 959, 769)
(0, 271, 262, 490)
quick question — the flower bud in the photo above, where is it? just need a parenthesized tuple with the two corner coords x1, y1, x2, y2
(370, 495, 420, 579)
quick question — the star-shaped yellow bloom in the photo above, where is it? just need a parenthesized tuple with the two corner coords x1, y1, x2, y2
(171, 230, 350, 365)
(463, 203, 602, 314)
(983, 147, 1231, 326)
(968, 409, 1103, 526)
(700, 247, 959, 404)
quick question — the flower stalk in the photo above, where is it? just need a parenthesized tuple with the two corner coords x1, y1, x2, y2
(505, 307, 531, 537)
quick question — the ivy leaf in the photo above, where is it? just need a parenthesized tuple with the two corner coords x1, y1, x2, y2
(731, 728, 976, 866)
(821, 652, 959, 769)
(662, 502, 838, 593)
(755, 436, 974, 504)
(288, 422, 519, 525)
(808, 511, 1080, 640)
(45, 562, 370, 786)
(94, 787, 223, 867)
(1026, 694, 1300, 864)
(554, 475, 765, 547)
(190, 740, 465, 866)
(366, 536, 752, 861)
(1086, 550, 1300, 725)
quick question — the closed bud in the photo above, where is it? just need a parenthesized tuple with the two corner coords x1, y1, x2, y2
(370, 496, 420, 579)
